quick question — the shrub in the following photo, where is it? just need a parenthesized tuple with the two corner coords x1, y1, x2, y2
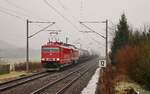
(128, 41, 150, 90)
(14, 62, 42, 72)
(114, 40, 150, 90)
(0, 64, 10, 74)
(114, 45, 139, 75)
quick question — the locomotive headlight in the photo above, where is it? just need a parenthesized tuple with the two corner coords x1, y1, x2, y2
(56, 58, 60, 61)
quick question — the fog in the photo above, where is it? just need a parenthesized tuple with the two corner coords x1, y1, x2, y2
(0, 0, 150, 56)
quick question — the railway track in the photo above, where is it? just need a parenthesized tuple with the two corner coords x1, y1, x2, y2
(30, 63, 96, 94)
(0, 58, 97, 94)
(55, 66, 95, 94)
(0, 71, 50, 91)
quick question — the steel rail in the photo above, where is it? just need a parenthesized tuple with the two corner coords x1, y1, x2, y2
(0, 71, 50, 91)
(55, 64, 95, 94)
(0, 57, 96, 94)
(0, 71, 45, 86)
(30, 64, 90, 94)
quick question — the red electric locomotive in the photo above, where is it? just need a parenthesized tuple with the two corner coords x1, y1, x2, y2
(41, 41, 80, 70)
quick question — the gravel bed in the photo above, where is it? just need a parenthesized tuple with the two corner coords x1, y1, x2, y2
(63, 62, 98, 94)
(39, 62, 95, 94)
(1, 58, 97, 94)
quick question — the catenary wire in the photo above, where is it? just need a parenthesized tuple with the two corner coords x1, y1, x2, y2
(43, 0, 80, 31)
(0, 6, 37, 20)
(0, 8, 25, 21)
(57, 0, 67, 10)
(4, 0, 49, 21)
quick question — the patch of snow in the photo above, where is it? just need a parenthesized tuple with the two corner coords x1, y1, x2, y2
(81, 67, 100, 94)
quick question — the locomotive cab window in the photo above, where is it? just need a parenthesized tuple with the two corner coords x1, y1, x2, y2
(42, 47, 59, 52)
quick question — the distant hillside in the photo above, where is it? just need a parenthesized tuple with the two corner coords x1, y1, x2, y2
(0, 40, 39, 58)
(0, 40, 17, 49)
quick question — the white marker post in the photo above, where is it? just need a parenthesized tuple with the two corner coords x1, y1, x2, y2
(99, 59, 107, 89)
(99, 59, 106, 68)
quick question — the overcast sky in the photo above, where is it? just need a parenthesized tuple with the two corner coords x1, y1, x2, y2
(0, 0, 150, 56)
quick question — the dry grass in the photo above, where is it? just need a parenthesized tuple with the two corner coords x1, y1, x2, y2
(98, 64, 114, 94)
(0, 71, 30, 83)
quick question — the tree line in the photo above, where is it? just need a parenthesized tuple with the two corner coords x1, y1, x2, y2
(110, 14, 150, 90)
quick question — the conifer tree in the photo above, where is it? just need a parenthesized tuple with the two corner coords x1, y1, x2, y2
(111, 14, 130, 64)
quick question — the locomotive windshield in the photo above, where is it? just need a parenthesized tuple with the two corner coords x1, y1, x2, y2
(42, 47, 59, 52)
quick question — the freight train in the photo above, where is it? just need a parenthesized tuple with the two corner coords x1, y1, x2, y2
(41, 41, 89, 70)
